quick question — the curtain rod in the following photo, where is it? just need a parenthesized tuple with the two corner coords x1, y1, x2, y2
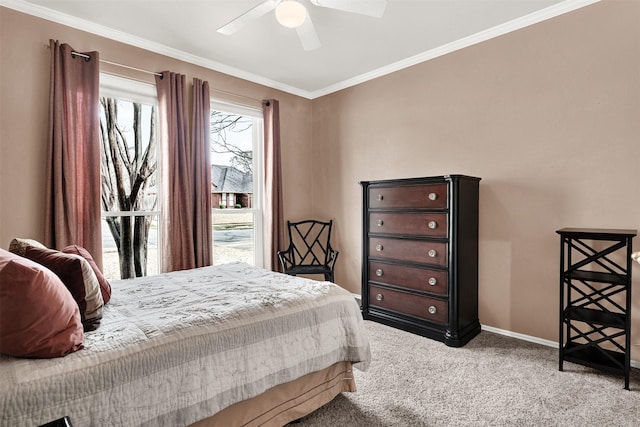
(71, 51, 163, 77)
(55, 46, 264, 105)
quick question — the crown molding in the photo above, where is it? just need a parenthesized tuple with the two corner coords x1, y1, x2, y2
(308, 0, 601, 98)
(0, 0, 313, 98)
(1, 0, 599, 100)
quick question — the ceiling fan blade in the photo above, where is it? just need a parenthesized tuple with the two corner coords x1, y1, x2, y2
(310, 0, 387, 18)
(296, 13, 321, 51)
(217, 0, 280, 35)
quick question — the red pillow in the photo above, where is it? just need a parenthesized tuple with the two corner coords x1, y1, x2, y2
(24, 247, 104, 331)
(62, 245, 111, 304)
(0, 249, 83, 358)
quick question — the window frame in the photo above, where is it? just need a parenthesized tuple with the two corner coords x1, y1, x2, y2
(210, 100, 265, 268)
(99, 73, 162, 276)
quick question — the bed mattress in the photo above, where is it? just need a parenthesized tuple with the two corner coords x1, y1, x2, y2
(0, 262, 371, 426)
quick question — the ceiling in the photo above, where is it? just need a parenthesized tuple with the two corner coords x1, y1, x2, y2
(5, 0, 597, 99)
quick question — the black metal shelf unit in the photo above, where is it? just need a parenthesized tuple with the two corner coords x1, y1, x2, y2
(556, 228, 636, 390)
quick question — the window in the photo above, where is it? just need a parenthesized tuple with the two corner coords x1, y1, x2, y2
(99, 74, 160, 279)
(210, 101, 264, 267)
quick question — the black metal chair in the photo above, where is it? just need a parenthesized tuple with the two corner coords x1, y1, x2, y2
(277, 219, 339, 282)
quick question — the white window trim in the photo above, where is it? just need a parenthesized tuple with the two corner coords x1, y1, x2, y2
(100, 73, 157, 105)
(102, 211, 161, 217)
(211, 100, 262, 119)
(252, 117, 264, 268)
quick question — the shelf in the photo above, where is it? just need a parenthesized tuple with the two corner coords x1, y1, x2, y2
(563, 342, 625, 375)
(557, 227, 636, 389)
(556, 228, 637, 240)
(565, 270, 628, 285)
(563, 307, 626, 329)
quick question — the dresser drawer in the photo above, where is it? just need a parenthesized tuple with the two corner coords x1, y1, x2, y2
(368, 183, 447, 209)
(368, 261, 448, 296)
(362, 175, 480, 346)
(369, 237, 447, 266)
(369, 212, 447, 238)
(369, 285, 448, 324)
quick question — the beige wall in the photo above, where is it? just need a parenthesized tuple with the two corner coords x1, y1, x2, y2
(2, 0, 640, 355)
(312, 0, 640, 352)
(0, 6, 314, 253)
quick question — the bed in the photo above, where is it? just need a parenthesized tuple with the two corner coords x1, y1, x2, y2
(0, 261, 371, 427)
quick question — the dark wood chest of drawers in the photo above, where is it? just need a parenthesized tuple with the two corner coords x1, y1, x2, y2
(360, 175, 481, 347)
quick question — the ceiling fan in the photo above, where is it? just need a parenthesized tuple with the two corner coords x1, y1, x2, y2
(217, 0, 388, 51)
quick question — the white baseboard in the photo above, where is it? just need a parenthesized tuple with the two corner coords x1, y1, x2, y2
(481, 324, 640, 369)
(355, 293, 639, 369)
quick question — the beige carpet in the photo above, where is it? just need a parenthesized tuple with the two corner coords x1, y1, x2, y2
(297, 320, 640, 426)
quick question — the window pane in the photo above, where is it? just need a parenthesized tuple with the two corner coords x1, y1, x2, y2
(210, 109, 258, 266)
(101, 215, 159, 280)
(100, 95, 159, 278)
(213, 211, 254, 265)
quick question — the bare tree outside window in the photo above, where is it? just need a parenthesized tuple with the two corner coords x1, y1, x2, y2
(100, 97, 157, 279)
(210, 111, 253, 173)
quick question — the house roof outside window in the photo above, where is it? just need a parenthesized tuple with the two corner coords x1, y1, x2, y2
(211, 165, 252, 194)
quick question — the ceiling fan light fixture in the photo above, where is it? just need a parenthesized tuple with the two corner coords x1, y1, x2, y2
(275, 0, 307, 28)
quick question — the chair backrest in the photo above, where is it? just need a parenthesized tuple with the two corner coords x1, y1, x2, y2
(286, 219, 333, 267)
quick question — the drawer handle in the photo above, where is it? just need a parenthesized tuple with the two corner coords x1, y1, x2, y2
(377, 219, 384, 227)
(428, 249, 438, 258)
(376, 293, 384, 301)
(376, 244, 383, 251)
(376, 269, 384, 277)
(377, 194, 384, 201)
(427, 220, 437, 229)
(428, 277, 437, 286)
(428, 192, 438, 201)
(428, 305, 437, 314)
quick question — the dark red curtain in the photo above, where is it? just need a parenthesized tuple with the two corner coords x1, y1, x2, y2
(45, 40, 102, 268)
(262, 99, 285, 271)
(155, 73, 213, 271)
(155, 71, 195, 272)
(192, 78, 212, 267)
